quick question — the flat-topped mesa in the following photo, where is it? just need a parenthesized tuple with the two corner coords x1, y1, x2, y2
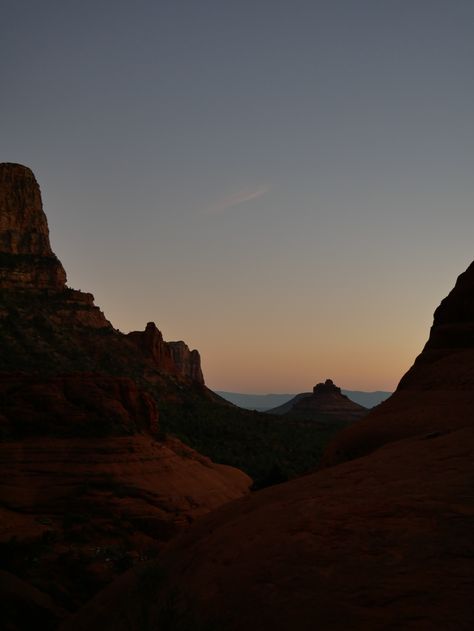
(0, 163, 66, 290)
(268, 378, 367, 422)
(293, 378, 366, 421)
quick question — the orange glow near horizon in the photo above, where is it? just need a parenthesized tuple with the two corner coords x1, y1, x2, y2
(3, 1, 474, 397)
(91, 266, 443, 395)
(54, 215, 468, 397)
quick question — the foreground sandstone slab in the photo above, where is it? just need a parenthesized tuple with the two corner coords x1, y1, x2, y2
(63, 425, 474, 631)
(0, 433, 250, 616)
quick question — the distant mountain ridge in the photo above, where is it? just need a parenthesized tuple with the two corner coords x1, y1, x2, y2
(216, 389, 391, 410)
(266, 379, 369, 423)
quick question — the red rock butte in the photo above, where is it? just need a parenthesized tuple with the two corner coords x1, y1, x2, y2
(268, 377, 368, 421)
(0, 163, 67, 290)
(0, 162, 204, 383)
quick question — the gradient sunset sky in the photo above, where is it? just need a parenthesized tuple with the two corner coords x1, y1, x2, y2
(2, 1, 473, 393)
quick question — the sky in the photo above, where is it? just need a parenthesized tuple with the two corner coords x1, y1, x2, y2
(1, 1, 473, 393)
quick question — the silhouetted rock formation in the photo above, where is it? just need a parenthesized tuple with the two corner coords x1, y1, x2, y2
(168, 341, 204, 384)
(323, 260, 474, 466)
(0, 162, 203, 384)
(65, 262, 474, 631)
(268, 378, 368, 422)
(400, 259, 474, 385)
(313, 378, 339, 394)
(216, 389, 391, 411)
(0, 163, 250, 621)
(127, 322, 204, 384)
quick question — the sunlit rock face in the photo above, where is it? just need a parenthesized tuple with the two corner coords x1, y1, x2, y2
(0, 163, 67, 290)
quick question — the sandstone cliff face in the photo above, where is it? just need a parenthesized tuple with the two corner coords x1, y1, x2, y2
(168, 341, 204, 384)
(0, 163, 67, 290)
(0, 163, 53, 256)
(64, 261, 474, 631)
(127, 323, 176, 373)
(0, 162, 203, 385)
(126, 322, 204, 384)
(0, 163, 110, 329)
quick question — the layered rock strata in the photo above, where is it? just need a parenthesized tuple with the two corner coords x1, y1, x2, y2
(0, 163, 67, 291)
(0, 162, 203, 384)
(0, 434, 250, 617)
(127, 322, 204, 384)
(0, 373, 159, 438)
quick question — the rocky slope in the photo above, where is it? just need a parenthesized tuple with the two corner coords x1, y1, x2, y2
(0, 163, 251, 627)
(0, 163, 204, 386)
(0, 433, 249, 615)
(268, 379, 368, 422)
(0, 162, 348, 498)
(64, 261, 474, 631)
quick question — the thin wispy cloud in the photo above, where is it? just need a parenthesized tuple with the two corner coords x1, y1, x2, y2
(204, 185, 269, 216)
